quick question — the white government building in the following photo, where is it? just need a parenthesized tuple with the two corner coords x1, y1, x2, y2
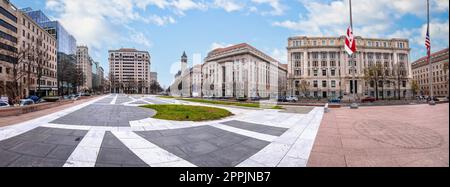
(171, 44, 288, 99)
(287, 36, 412, 99)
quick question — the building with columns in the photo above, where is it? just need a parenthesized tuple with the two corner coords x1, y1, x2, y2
(411, 48, 449, 97)
(287, 36, 412, 99)
(108, 48, 151, 94)
(202, 43, 286, 99)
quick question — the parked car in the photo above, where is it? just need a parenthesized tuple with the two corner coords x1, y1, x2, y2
(427, 96, 439, 102)
(328, 97, 341, 103)
(361, 97, 376, 103)
(19, 99, 35, 106)
(28, 95, 40, 103)
(236, 97, 247, 102)
(286, 96, 298, 102)
(250, 96, 261, 101)
(277, 96, 287, 102)
(0, 101, 10, 108)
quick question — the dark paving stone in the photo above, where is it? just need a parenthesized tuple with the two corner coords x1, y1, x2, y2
(9, 142, 57, 157)
(221, 120, 288, 136)
(7, 155, 66, 167)
(0, 137, 24, 150)
(136, 126, 270, 167)
(177, 141, 220, 157)
(116, 96, 132, 104)
(0, 150, 21, 167)
(0, 127, 87, 167)
(43, 134, 84, 146)
(46, 145, 77, 160)
(51, 105, 155, 127)
(240, 138, 270, 149)
(7, 155, 45, 167)
(95, 132, 148, 167)
(209, 144, 264, 166)
(147, 136, 188, 146)
(188, 154, 229, 167)
(206, 133, 247, 148)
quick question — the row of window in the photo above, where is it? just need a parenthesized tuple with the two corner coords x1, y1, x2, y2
(0, 53, 17, 63)
(0, 18, 17, 33)
(0, 6, 17, 23)
(0, 29, 17, 43)
(0, 41, 17, 53)
(291, 39, 407, 49)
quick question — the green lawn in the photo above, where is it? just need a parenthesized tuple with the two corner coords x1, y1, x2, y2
(157, 96, 175, 99)
(141, 104, 233, 121)
(179, 98, 283, 109)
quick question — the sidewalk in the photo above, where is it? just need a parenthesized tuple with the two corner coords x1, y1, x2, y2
(0, 96, 101, 127)
(307, 103, 449, 167)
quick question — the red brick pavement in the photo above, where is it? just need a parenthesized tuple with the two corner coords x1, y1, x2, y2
(307, 103, 449, 167)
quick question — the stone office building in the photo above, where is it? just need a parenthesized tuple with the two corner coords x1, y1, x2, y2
(109, 48, 151, 94)
(1, 1, 57, 98)
(287, 36, 412, 99)
(411, 48, 449, 97)
(202, 43, 287, 99)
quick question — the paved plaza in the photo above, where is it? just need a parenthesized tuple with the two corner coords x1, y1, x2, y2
(308, 104, 449, 167)
(1, 94, 447, 167)
(0, 95, 324, 167)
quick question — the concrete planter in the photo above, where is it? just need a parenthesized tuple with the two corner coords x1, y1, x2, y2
(0, 100, 74, 117)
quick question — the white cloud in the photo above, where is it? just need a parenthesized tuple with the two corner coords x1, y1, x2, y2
(171, 0, 207, 15)
(214, 0, 244, 12)
(270, 48, 287, 64)
(273, 0, 449, 37)
(210, 42, 233, 51)
(251, 0, 285, 16)
(135, 0, 170, 9)
(130, 32, 152, 48)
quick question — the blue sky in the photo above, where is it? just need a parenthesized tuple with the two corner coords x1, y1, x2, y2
(11, 0, 449, 87)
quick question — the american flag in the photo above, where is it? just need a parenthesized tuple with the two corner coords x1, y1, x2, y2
(425, 28, 431, 57)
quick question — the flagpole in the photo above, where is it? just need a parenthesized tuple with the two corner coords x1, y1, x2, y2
(427, 0, 435, 105)
(349, 0, 358, 109)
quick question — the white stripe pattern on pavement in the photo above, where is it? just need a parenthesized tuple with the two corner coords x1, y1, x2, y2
(111, 131, 196, 167)
(110, 95, 118, 105)
(210, 123, 278, 142)
(64, 130, 106, 167)
(237, 107, 324, 167)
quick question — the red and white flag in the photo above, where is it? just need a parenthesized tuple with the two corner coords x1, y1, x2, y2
(345, 26, 357, 55)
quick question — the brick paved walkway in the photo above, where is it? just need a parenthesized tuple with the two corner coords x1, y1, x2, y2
(307, 103, 449, 167)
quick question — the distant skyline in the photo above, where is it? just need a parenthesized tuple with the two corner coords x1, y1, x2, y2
(11, 0, 449, 87)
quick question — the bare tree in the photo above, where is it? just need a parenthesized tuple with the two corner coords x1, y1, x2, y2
(393, 62, 408, 99)
(299, 80, 310, 97)
(363, 63, 383, 100)
(32, 37, 53, 97)
(2, 37, 31, 103)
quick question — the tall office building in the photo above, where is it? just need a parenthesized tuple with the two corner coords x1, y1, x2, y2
(0, 0, 18, 98)
(287, 36, 412, 99)
(23, 8, 77, 95)
(1, 1, 57, 98)
(109, 48, 151, 94)
(76, 46, 92, 91)
(17, 10, 57, 96)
